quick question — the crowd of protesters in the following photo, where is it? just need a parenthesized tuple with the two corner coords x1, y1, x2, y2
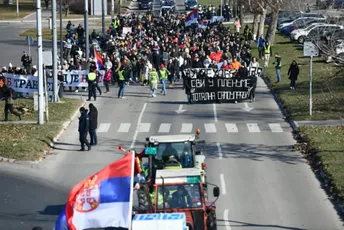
(1, 10, 302, 103)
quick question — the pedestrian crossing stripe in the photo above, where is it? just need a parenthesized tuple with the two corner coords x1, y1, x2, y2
(106, 122, 290, 133)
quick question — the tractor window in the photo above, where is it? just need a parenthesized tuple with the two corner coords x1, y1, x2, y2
(155, 142, 194, 168)
(157, 184, 203, 210)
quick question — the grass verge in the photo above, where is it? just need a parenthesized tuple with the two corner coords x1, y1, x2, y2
(260, 33, 344, 121)
(0, 98, 82, 161)
(0, 98, 82, 122)
(295, 126, 344, 209)
(0, 0, 37, 20)
(19, 28, 63, 41)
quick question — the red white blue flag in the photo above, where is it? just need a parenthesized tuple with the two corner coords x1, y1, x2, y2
(54, 152, 135, 230)
(186, 9, 199, 26)
(94, 49, 104, 70)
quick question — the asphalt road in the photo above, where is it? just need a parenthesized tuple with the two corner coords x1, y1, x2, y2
(1, 77, 344, 229)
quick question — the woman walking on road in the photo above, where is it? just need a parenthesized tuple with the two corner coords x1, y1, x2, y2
(288, 60, 299, 89)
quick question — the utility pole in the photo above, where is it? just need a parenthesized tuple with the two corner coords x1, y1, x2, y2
(16, 0, 19, 17)
(111, 0, 114, 18)
(36, 0, 45, 125)
(102, 0, 105, 34)
(52, 0, 59, 102)
(85, 0, 89, 60)
(60, 0, 64, 67)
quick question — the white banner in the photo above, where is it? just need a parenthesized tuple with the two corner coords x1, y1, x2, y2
(3, 70, 104, 95)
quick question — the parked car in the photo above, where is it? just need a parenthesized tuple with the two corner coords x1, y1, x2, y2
(278, 17, 325, 30)
(161, 0, 175, 6)
(160, 5, 175, 16)
(324, 28, 344, 42)
(185, 0, 198, 10)
(280, 18, 327, 36)
(307, 24, 344, 42)
(139, 0, 152, 9)
(278, 13, 325, 28)
(290, 23, 343, 43)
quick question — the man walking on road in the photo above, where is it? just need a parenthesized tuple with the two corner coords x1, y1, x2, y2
(149, 68, 159, 97)
(88, 103, 98, 146)
(78, 107, 91, 151)
(2, 84, 22, 121)
(87, 70, 97, 101)
(263, 41, 272, 67)
(159, 64, 169, 95)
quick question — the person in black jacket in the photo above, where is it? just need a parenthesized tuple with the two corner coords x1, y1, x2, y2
(288, 60, 299, 89)
(88, 103, 98, 146)
(2, 84, 22, 121)
(78, 107, 91, 151)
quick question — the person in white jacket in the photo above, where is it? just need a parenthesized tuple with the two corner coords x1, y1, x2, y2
(143, 60, 152, 86)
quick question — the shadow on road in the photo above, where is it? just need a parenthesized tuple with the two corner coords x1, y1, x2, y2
(217, 219, 307, 230)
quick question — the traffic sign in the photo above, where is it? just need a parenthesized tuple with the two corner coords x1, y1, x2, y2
(304, 42, 319, 57)
(26, 36, 34, 46)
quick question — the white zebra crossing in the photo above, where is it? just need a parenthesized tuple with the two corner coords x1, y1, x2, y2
(158, 123, 171, 133)
(97, 123, 111, 133)
(204, 123, 217, 133)
(180, 123, 193, 133)
(246, 123, 261, 133)
(225, 123, 239, 133)
(99, 122, 286, 133)
(117, 123, 131, 132)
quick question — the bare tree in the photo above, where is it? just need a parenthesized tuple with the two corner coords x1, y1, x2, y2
(248, 0, 266, 40)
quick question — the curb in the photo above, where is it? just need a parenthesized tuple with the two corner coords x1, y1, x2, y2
(260, 75, 299, 131)
(0, 100, 85, 164)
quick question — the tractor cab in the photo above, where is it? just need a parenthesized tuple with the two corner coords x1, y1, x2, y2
(144, 129, 207, 185)
(151, 168, 220, 230)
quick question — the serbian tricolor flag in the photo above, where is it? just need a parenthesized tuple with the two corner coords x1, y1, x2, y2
(198, 20, 208, 29)
(185, 9, 198, 27)
(54, 151, 135, 230)
(94, 49, 103, 70)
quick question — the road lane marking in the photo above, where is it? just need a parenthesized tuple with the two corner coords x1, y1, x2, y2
(220, 174, 226, 195)
(269, 123, 284, 133)
(223, 209, 232, 230)
(213, 103, 218, 123)
(117, 123, 131, 133)
(225, 123, 239, 133)
(247, 123, 260, 133)
(131, 103, 147, 148)
(180, 123, 193, 133)
(217, 143, 223, 159)
(97, 123, 111, 133)
(204, 123, 217, 133)
(137, 123, 151, 132)
(158, 123, 171, 133)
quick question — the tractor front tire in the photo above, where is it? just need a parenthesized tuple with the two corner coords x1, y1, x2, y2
(207, 210, 217, 230)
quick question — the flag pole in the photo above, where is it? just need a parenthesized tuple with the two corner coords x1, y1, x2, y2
(127, 150, 135, 230)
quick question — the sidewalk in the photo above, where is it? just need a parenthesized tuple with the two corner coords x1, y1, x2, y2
(295, 119, 344, 127)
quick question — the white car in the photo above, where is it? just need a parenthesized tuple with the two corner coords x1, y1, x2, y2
(278, 17, 325, 30)
(290, 23, 343, 43)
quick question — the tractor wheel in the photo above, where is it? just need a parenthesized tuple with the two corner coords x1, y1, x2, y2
(137, 188, 149, 210)
(207, 210, 217, 230)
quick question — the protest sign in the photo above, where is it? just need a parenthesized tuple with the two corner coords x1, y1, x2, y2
(3, 70, 104, 95)
(183, 67, 263, 103)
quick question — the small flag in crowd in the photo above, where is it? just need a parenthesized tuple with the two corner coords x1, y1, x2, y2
(94, 49, 103, 70)
(54, 152, 135, 230)
(198, 20, 208, 29)
(185, 9, 199, 27)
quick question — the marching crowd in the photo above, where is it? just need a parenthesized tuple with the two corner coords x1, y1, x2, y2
(1, 10, 303, 108)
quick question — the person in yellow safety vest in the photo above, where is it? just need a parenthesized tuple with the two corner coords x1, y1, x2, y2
(117, 67, 127, 99)
(149, 68, 159, 97)
(263, 41, 272, 67)
(159, 64, 170, 95)
(170, 185, 192, 208)
(164, 155, 182, 169)
(87, 70, 97, 101)
(150, 189, 165, 208)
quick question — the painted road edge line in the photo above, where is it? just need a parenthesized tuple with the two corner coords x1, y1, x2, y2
(131, 103, 147, 148)
(217, 143, 223, 159)
(220, 173, 226, 195)
(213, 103, 218, 123)
(223, 209, 232, 230)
